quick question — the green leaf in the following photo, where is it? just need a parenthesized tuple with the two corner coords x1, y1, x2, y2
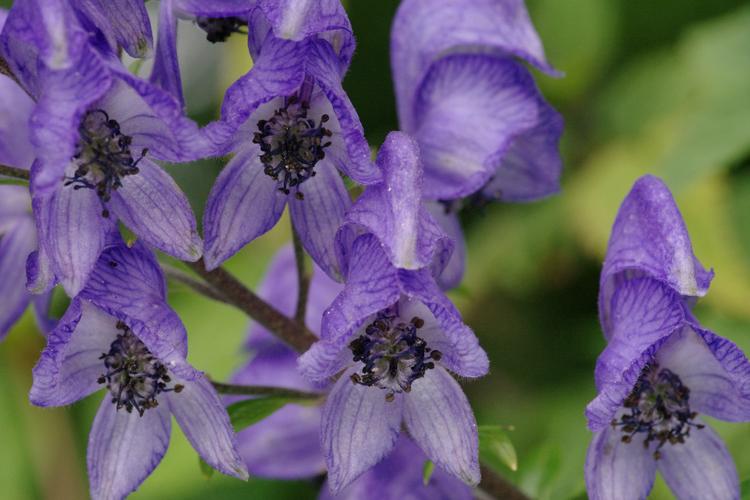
(478, 425, 518, 472)
(741, 478, 750, 500)
(422, 460, 435, 486)
(198, 458, 215, 479)
(227, 397, 298, 432)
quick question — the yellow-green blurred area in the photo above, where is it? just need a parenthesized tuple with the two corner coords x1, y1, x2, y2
(2, 0, 750, 498)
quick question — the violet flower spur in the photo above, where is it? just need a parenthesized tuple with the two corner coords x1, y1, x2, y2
(151, 0, 353, 106)
(2, 2, 205, 295)
(585, 175, 750, 500)
(230, 245, 341, 478)
(202, 32, 378, 279)
(29, 238, 247, 499)
(299, 233, 488, 493)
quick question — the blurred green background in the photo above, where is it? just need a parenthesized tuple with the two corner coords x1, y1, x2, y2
(2, 0, 750, 498)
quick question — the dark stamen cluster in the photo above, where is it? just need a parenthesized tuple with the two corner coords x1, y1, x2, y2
(253, 96, 332, 199)
(67, 109, 146, 217)
(97, 322, 183, 416)
(196, 16, 248, 43)
(348, 309, 442, 402)
(611, 364, 704, 459)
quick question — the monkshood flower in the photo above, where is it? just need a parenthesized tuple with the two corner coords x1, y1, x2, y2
(151, 0, 354, 106)
(69, 0, 153, 57)
(585, 175, 750, 500)
(231, 246, 341, 478)
(299, 233, 488, 493)
(202, 31, 378, 279)
(2, 1, 205, 295)
(321, 435, 472, 500)
(29, 238, 247, 499)
(335, 132, 455, 287)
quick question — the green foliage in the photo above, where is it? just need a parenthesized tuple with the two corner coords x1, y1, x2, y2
(422, 460, 435, 486)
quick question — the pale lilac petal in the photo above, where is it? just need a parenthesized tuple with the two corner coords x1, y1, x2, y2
(657, 423, 739, 500)
(322, 369, 402, 494)
(88, 399, 171, 500)
(391, 0, 558, 132)
(297, 338, 352, 384)
(0, 75, 34, 168)
(425, 203, 465, 289)
(30, 300, 117, 406)
(0, 218, 35, 338)
(399, 269, 488, 377)
(403, 366, 479, 485)
(657, 326, 750, 421)
(584, 426, 656, 500)
(31, 288, 56, 335)
(73, 0, 153, 57)
(413, 55, 546, 200)
(167, 374, 248, 479)
(150, 0, 183, 105)
(203, 145, 287, 270)
(34, 181, 113, 296)
(0, 186, 31, 220)
(289, 160, 350, 281)
(322, 435, 473, 500)
(110, 158, 202, 261)
(600, 176, 713, 338)
(25, 245, 56, 294)
(343, 132, 452, 272)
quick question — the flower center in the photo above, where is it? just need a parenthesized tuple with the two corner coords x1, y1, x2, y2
(97, 322, 183, 416)
(66, 109, 146, 217)
(196, 16, 248, 43)
(252, 95, 332, 200)
(348, 309, 442, 402)
(611, 364, 703, 459)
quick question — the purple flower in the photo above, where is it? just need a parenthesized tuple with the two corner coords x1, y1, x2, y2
(151, 0, 353, 106)
(320, 435, 473, 500)
(231, 246, 341, 478)
(2, 1, 206, 295)
(70, 0, 153, 57)
(391, 0, 563, 203)
(202, 30, 378, 279)
(29, 239, 247, 499)
(299, 233, 488, 493)
(585, 176, 749, 500)
(335, 132, 453, 282)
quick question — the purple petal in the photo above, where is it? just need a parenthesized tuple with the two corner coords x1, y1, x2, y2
(425, 202, 465, 289)
(600, 176, 714, 338)
(174, 0, 254, 16)
(391, 0, 558, 132)
(657, 325, 750, 421)
(289, 160, 350, 281)
(586, 278, 684, 430)
(25, 245, 56, 294)
(87, 399, 171, 500)
(30, 300, 117, 406)
(584, 426, 656, 500)
(79, 241, 190, 365)
(0, 218, 35, 339)
(257, 0, 354, 66)
(31, 287, 57, 335)
(0, 75, 34, 168)
(0, 186, 31, 220)
(322, 434, 473, 500)
(399, 269, 489, 377)
(167, 374, 248, 479)
(110, 158, 202, 261)
(73, 0, 153, 57)
(305, 39, 379, 185)
(234, 337, 320, 393)
(150, 0, 183, 105)
(322, 369, 402, 494)
(657, 423, 738, 500)
(343, 132, 452, 272)
(203, 145, 287, 270)
(413, 54, 553, 200)
(33, 180, 113, 296)
(404, 366, 480, 485)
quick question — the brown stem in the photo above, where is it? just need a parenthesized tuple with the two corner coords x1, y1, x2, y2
(291, 221, 311, 325)
(478, 465, 530, 500)
(211, 381, 320, 400)
(0, 164, 30, 181)
(186, 259, 317, 353)
(162, 264, 228, 303)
